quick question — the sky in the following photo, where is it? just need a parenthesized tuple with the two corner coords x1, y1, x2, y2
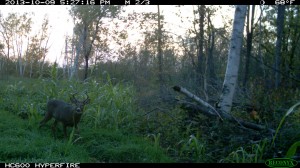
(0, 5, 234, 65)
(0, 6, 73, 64)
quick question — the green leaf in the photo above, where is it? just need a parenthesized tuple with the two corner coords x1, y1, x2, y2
(285, 102, 300, 117)
(286, 141, 300, 158)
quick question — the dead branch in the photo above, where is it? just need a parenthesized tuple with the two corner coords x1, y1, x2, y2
(173, 85, 275, 134)
(173, 86, 223, 120)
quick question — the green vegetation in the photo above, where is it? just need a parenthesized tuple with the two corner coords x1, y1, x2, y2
(0, 78, 172, 163)
(1, 77, 299, 163)
(0, 5, 300, 163)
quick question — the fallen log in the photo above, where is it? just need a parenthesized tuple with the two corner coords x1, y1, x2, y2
(173, 85, 275, 134)
(173, 86, 223, 120)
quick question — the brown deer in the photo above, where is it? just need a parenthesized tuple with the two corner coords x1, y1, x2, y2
(39, 93, 90, 138)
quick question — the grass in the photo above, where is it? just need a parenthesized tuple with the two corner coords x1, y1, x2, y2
(0, 107, 171, 163)
(1, 76, 299, 163)
(81, 129, 171, 162)
(0, 77, 172, 163)
(0, 110, 90, 162)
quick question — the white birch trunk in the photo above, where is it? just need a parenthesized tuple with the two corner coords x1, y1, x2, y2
(219, 5, 247, 114)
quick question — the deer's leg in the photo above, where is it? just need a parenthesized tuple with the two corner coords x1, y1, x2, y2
(52, 120, 58, 138)
(39, 112, 52, 128)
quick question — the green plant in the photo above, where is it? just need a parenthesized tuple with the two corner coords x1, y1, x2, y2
(179, 134, 206, 162)
(271, 102, 300, 147)
(286, 141, 300, 158)
(148, 133, 161, 150)
(252, 139, 268, 162)
(221, 139, 268, 163)
(0, 77, 172, 163)
(84, 78, 136, 131)
(50, 62, 58, 81)
(28, 103, 40, 127)
(64, 127, 75, 156)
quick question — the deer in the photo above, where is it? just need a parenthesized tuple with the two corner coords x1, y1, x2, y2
(39, 93, 90, 138)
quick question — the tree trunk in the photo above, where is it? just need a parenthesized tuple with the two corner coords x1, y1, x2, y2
(258, 6, 266, 87)
(275, 5, 285, 88)
(70, 27, 85, 80)
(157, 5, 164, 96)
(197, 5, 205, 87)
(83, 19, 100, 80)
(63, 36, 68, 79)
(218, 5, 247, 114)
(82, 23, 88, 80)
(5, 40, 10, 79)
(18, 54, 23, 77)
(70, 35, 75, 78)
(207, 15, 216, 82)
(243, 5, 255, 88)
(30, 61, 33, 78)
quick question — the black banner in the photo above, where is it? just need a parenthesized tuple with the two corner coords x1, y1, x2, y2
(2, 0, 300, 5)
(0, 163, 279, 168)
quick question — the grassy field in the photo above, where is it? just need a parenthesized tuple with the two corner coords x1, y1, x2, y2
(0, 77, 172, 163)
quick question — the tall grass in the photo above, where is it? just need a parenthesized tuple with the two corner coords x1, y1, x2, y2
(0, 77, 171, 162)
(1, 74, 137, 131)
(220, 138, 268, 163)
(271, 102, 300, 147)
(82, 77, 137, 131)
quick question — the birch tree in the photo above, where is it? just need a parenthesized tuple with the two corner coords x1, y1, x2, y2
(1, 13, 33, 77)
(218, 5, 247, 115)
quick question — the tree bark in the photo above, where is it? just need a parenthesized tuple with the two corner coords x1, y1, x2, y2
(275, 5, 285, 89)
(218, 5, 247, 114)
(243, 5, 255, 88)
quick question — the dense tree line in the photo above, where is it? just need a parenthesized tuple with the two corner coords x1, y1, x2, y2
(0, 5, 299, 106)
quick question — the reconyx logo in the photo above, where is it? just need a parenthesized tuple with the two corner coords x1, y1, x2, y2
(265, 158, 298, 168)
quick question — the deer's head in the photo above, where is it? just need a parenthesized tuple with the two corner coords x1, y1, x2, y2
(70, 92, 90, 114)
